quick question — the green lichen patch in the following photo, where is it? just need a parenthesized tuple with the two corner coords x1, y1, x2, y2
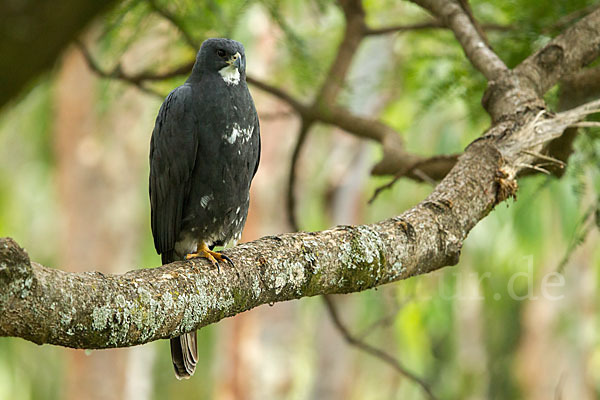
(335, 226, 388, 292)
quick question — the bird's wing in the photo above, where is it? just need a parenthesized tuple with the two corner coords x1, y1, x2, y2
(149, 85, 198, 255)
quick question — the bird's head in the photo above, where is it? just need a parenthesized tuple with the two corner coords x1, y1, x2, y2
(191, 38, 246, 85)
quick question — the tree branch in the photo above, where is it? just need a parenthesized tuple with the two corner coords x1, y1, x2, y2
(484, 7, 600, 121)
(246, 75, 309, 116)
(411, 0, 508, 81)
(286, 120, 313, 231)
(0, 0, 118, 109)
(364, 20, 511, 35)
(2, 96, 598, 348)
(322, 296, 438, 400)
(285, 0, 369, 230)
(515, 8, 600, 97)
(76, 41, 166, 98)
(541, 66, 600, 176)
(314, 0, 366, 107)
(560, 66, 600, 109)
(369, 154, 460, 203)
(365, 19, 448, 35)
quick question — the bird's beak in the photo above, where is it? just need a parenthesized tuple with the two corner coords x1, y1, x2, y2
(227, 52, 243, 70)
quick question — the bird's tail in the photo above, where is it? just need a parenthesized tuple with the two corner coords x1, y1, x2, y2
(170, 332, 198, 379)
(163, 250, 198, 379)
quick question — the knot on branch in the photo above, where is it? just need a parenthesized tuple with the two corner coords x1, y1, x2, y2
(537, 44, 564, 72)
(495, 168, 518, 204)
(0, 237, 32, 286)
(482, 71, 545, 122)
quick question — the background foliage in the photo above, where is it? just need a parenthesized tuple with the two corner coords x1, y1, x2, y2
(1, 0, 599, 399)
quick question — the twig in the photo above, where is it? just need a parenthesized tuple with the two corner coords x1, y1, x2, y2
(515, 163, 551, 175)
(246, 76, 308, 115)
(256, 110, 296, 121)
(365, 19, 447, 35)
(569, 121, 600, 128)
(356, 293, 411, 340)
(322, 296, 438, 400)
(556, 203, 598, 273)
(412, 168, 437, 186)
(286, 121, 313, 231)
(365, 20, 511, 35)
(368, 154, 459, 204)
(520, 150, 567, 168)
(76, 41, 165, 98)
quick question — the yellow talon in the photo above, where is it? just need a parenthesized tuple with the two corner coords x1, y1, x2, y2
(185, 241, 234, 272)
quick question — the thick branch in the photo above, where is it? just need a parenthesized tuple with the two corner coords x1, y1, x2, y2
(559, 66, 600, 109)
(516, 8, 600, 96)
(315, 0, 366, 106)
(0, 138, 498, 348)
(484, 7, 600, 121)
(0, 0, 117, 109)
(2, 97, 598, 349)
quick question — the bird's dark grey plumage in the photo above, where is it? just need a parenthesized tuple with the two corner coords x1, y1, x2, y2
(149, 38, 260, 379)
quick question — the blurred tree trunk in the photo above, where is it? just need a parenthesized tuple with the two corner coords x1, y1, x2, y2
(516, 233, 599, 400)
(53, 44, 152, 400)
(0, 0, 117, 109)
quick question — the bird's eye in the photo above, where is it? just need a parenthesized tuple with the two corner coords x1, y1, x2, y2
(216, 49, 226, 58)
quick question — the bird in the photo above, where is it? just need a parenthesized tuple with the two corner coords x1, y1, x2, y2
(149, 38, 260, 379)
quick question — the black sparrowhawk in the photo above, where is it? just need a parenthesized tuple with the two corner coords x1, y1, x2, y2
(149, 38, 260, 379)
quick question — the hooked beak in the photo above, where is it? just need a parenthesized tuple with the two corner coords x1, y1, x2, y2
(227, 52, 243, 70)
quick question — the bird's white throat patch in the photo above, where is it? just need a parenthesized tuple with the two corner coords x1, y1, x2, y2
(219, 65, 240, 85)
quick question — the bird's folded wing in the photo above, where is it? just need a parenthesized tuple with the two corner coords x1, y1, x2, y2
(149, 85, 198, 255)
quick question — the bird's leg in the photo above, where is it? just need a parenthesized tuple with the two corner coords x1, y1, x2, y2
(185, 241, 235, 272)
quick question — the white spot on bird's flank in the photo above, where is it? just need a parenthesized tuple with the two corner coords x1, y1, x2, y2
(227, 125, 240, 144)
(219, 64, 240, 85)
(200, 193, 214, 208)
(225, 123, 254, 144)
(236, 207, 241, 214)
